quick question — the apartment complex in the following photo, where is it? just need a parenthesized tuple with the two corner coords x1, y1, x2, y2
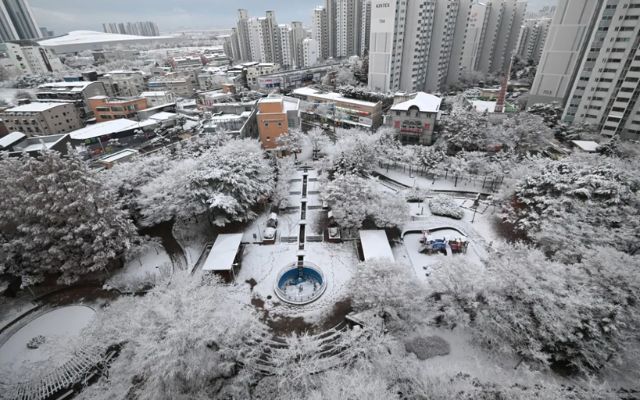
(516, 18, 552, 64)
(303, 39, 320, 67)
(529, 0, 640, 138)
(313, 6, 329, 61)
(0, 41, 64, 76)
(368, 0, 434, 93)
(336, 0, 363, 58)
(0, 0, 40, 41)
(1, 102, 83, 136)
(102, 21, 160, 36)
(369, 0, 526, 93)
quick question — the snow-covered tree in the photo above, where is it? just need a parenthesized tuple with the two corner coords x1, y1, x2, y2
(306, 126, 331, 157)
(322, 173, 407, 230)
(350, 260, 425, 332)
(0, 151, 137, 287)
(428, 242, 640, 374)
(190, 139, 275, 226)
(335, 67, 357, 86)
(276, 129, 304, 156)
(328, 130, 380, 176)
(81, 273, 262, 400)
(501, 156, 640, 260)
(526, 102, 563, 128)
(500, 113, 554, 156)
(272, 156, 296, 209)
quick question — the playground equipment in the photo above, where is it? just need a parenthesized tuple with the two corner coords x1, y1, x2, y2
(418, 231, 469, 255)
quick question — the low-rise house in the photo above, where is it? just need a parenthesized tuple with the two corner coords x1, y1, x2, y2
(140, 91, 176, 107)
(291, 87, 382, 130)
(387, 92, 441, 145)
(88, 96, 148, 122)
(0, 132, 71, 156)
(256, 96, 300, 150)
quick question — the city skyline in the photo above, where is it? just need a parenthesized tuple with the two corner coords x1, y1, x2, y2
(29, 0, 556, 35)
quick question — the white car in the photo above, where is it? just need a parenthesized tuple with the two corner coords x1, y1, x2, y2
(263, 227, 276, 240)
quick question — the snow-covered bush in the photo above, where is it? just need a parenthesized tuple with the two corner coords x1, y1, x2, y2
(404, 187, 430, 202)
(429, 195, 464, 219)
(0, 150, 137, 287)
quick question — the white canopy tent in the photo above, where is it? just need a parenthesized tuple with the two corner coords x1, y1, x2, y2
(203, 233, 244, 280)
(359, 230, 394, 262)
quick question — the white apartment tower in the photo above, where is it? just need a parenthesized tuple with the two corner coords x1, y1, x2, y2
(562, 0, 640, 137)
(476, 0, 527, 76)
(360, 0, 372, 55)
(459, 2, 488, 78)
(425, 0, 476, 92)
(325, 0, 338, 58)
(0, 0, 41, 41)
(368, 0, 435, 93)
(312, 6, 329, 60)
(278, 24, 293, 68)
(290, 21, 306, 68)
(248, 18, 265, 62)
(302, 38, 319, 67)
(516, 18, 552, 64)
(236, 9, 252, 61)
(336, 0, 363, 58)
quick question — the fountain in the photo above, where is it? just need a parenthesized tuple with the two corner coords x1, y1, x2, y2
(274, 261, 326, 305)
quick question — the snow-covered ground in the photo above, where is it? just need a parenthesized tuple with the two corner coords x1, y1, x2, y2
(107, 243, 172, 292)
(0, 305, 95, 384)
(237, 240, 358, 325)
(0, 298, 37, 331)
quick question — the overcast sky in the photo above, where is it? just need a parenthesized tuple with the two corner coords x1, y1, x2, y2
(30, 0, 555, 36)
(29, 0, 320, 35)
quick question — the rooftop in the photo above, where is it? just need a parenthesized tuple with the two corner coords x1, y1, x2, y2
(38, 30, 175, 47)
(9, 134, 68, 153)
(391, 92, 441, 113)
(203, 233, 244, 271)
(5, 102, 67, 112)
(359, 230, 394, 262)
(571, 140, 600, 153)
(140, 91, 170, 97)
(0, 132, 26, 149)
(292, 87, 380, 107)
(69, 119, 142, 140)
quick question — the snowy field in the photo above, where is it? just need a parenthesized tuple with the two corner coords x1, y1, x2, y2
(106, 243, 172, 292)
(0, 306, 95, 384)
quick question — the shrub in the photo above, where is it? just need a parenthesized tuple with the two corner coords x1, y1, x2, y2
(429, 195, 464, 219)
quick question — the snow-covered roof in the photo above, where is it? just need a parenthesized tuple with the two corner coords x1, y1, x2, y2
(38, 81, 94, 89)
(390, 92, 441, 113)
(292, 87, 379, 107)
(141, 91, 169, 97)
(5, 102, 66, 112)
(571, 140, 600, 153)
(69, 119, 141, 140)
(0, 132, 26, 149)
(148, 112, 177, 121)
(38, 30, 175, 46)
(203, 233, 244, 272)
(470, 100, 497, 113)
(10, 134, 68, 153)
(99, 149, 139, 163)
(359, 230, 394, 262)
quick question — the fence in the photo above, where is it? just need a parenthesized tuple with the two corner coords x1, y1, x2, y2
(377, 160, 505, 192)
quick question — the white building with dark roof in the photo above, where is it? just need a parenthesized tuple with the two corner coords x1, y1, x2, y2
(388, 92, 441, 145)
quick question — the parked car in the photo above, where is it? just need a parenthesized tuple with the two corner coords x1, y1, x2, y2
(264, 213, 278, 240)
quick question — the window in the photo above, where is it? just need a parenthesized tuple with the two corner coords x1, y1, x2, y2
(631, 66, 640, 71)
(612, 107, 625, 112)
(621, 87, 634, 92)
(624, 15, 640, 20)
(620, 26, 635, 31)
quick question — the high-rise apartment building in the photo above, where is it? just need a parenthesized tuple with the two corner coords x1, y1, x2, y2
(236, 9, 253, 61)
(278, 24, 293, 68)
(302, 38, 319, 67)
(290, 22, 306, 68)
(368, 0, 435, 93)
(102, 21, 159, 36)
(459, 2, 488, 77)
(530, 0, 640, 138)
(476, 0, 527, 76)
(516, 18, 552, 64)
(425, 0, 472, 92)
(360, 0, 372, 56)
(336, 0, 363, 58)
(312, 6, 329, 61)
(0, 0, 41, 41)
(325, 0, 338, 58)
